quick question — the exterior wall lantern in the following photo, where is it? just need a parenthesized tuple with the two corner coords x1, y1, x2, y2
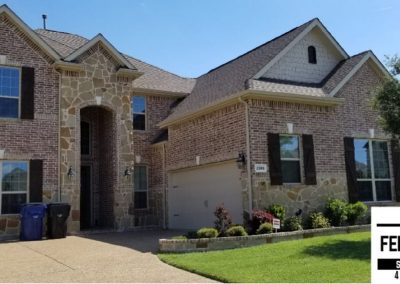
(236, 152, 246, 168)
(67, 166, 75, 179)
(124, 166, 132, 178)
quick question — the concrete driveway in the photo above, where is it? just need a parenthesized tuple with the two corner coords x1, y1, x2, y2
(0, 230, 214, 283)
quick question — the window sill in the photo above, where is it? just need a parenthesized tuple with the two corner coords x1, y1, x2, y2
(363, 200, 398, 206)
(0, 214, 20, 218)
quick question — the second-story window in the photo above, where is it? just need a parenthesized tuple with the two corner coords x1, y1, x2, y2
(132, 96, 146, 130)
(0, 66, 20, 118)
(308, 46, 317, 64)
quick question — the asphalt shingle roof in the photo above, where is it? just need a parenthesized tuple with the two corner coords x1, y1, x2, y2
(162, 19, 314, 123)
(35, 29, 195, 94)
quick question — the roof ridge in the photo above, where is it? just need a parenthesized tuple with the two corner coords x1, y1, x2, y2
(202, 18, 316, 77)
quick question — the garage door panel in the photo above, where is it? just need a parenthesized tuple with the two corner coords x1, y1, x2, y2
(168, 162, 243, 230)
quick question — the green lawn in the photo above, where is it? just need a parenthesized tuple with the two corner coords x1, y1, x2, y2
(159, 232, 370, 283)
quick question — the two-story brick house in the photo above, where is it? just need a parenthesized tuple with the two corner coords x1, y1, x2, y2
(0, 5, 398, 238)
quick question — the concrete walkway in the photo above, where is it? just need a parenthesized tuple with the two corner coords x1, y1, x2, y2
(0, 230, 214, 283)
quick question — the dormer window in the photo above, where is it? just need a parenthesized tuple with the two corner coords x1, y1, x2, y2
(308, 46, 317, 64)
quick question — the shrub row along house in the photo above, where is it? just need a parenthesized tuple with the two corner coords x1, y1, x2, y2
(0, 5, 398, 238)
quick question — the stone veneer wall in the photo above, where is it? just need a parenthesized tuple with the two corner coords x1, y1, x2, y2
(0, 14, 59, 238)
(60, 43, 135, 232)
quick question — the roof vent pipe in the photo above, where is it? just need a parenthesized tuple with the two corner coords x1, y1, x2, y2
(42, 14, 47, 29)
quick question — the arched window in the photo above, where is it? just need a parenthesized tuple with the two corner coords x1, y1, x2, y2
(308, 46, 317, 64)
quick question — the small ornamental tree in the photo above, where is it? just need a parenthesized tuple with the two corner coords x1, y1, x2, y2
(373, 55, 400, 138)
(214, 204, 232, 235)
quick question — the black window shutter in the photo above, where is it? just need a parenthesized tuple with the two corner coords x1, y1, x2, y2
(29, 160, 43, 202)
(267, 133, 283, 185)
(302, 134, 317, 185)
(344, 137, 358, 203)
(391, 139, 400, 202)
(20, 67, 35, 119)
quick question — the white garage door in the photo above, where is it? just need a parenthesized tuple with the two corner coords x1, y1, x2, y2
(168, 161, 243, 230)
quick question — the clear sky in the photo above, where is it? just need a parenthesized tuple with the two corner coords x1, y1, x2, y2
(1, 0, 399, 78)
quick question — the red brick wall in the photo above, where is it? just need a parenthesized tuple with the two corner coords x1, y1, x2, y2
(0, 15, 59, 238)
(133, 94, 178, 226)
(167, 103, 247, 170)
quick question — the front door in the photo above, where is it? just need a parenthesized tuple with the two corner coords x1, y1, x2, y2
(80, 165, 92, 230)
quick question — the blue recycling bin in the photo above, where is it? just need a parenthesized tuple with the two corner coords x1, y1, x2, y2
(20, 203, 47, 241)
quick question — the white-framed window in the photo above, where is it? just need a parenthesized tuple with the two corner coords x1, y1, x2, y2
(280, 135, 301, 183)
(354, 139, 392, 202)
(134, 165, 148, 209)
(0, 66, 20, 118)
(0, 161, 29, 214)
(132, 96, 146, 130)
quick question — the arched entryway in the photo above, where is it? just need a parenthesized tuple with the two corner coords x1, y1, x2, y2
(80, 106, 116, 230)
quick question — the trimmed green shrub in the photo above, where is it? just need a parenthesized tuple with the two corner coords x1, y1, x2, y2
(283, 216, 303, 231)
(256, 222, 273, 234)
(346, 202, 368, 225)
(226, 225, 248, 237)
(308, 212, 331, 229)
(172, 235, 187, 240)
(267, 204, 286, 222)
(197, 227, 218, 238)
(325, 198, 348, 226)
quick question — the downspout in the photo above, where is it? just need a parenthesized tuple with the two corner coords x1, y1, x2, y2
(162, 143, 167, 229)
(238, 97, 253, 217)
(56, 68, 62, 202)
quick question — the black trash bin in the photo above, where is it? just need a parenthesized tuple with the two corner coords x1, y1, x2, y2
(20, 203, 47, 241)
(47, 203, 71, 239)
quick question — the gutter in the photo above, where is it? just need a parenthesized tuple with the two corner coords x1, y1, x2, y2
(159, 90, 344, 128)
(238, 97, 253, 218)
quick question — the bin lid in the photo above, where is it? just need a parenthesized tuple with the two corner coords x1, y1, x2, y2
(20, 203, 47, 217)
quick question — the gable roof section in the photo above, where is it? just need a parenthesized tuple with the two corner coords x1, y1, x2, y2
(64, 33, 135, 69)
(35, 29, 195, 94)
(326, 50, 391, 97)
(35, 29, 87, 57)
(161, 18, 315, 125)
(0, 4, 60, 61)
(253, 18, 348, 79)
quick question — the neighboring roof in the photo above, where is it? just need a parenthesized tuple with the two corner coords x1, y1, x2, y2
(35, 29, 195, 94)
(0, 5, 60, 61)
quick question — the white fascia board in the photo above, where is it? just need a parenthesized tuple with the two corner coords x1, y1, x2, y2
(64, 34, 136, 69)
(253, 19, 348, 79)
(0, 5, 61, 61)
